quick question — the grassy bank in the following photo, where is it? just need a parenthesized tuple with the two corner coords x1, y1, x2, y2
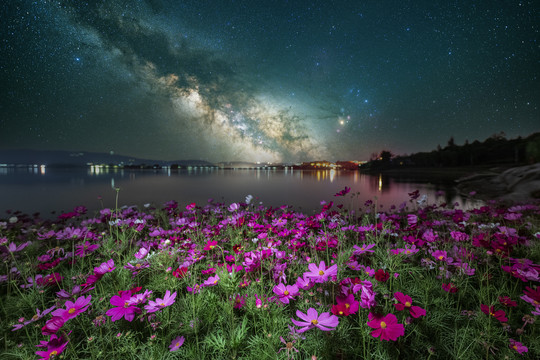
(1, 189, 539, 359)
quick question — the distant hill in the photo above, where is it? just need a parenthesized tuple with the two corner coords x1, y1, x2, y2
(0, 149, 216, 168)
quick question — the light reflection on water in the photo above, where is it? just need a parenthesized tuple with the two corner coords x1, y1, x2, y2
(0, 167, 482, 218)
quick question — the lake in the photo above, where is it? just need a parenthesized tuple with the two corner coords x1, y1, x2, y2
(0, 166, 482, 219)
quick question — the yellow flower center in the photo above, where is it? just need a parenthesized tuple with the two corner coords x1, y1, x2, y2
(318, 270, 324, 276)
(176, 342, 180, 347)
(513, 345, 518, 350)
(68, 308, 76, 314)
(50, 350, 58, 356)
(438, 255, 444, 260)
(160, 302, 165, 306)
(136, 264, 141, 268)
(345, 303, 350, 309)
(124, 302, 129, 308)
(32, 314, 39, 321)
(284, 290, 289, 296)
(405, 301, 411, 308)
(380, 321, 387, 329)
(361, 247, 365, 251)
(339, 311, 343, 315)
(311, 319, 318, 325)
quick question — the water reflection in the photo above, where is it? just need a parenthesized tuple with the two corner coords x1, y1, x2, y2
(0, 167, 481, 218)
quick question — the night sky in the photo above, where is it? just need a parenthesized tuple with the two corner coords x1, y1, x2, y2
(1, 1, 538, 163)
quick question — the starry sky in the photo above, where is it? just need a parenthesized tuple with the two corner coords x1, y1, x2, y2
(1, 0, 539, 163)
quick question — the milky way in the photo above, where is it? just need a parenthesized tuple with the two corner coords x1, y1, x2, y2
(1, 1, 538, 162)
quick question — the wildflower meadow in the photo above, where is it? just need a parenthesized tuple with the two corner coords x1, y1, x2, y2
(1, 188, 539, 359)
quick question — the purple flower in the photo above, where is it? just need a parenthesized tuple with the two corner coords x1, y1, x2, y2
(203, 275, 220, 287)
(145, 290, 177, 313)
(272, 283, 299, 304)
(41, 316, 65, 335)
(304, 261, 338, 283)
(105, 292, 141, 322)
(94, 259, 115, 275)
(35, 333, 69, 360)
(74, 241, 99, 258)
(51, 295, 91, 321)
(169, 336, 185, 352)
(353, 243, 376, 256)
(291, 308, 339, 333)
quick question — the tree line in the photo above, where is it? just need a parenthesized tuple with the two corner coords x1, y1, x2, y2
(362, 131, 540, 170)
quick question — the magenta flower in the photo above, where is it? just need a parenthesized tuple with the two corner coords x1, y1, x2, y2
(41, 316, 65, 336)
(480, 304, 508, 322)
(335, 293, 360, 315)
(367, 312, 405, 341)
(291, 308, 339, 333)
(353, 280, 376, 309)
(204, 240, 218, 251)
(106, 292, 141, 322)
(145, 290, 177, 313)
(272, 283, 299, 304)
(51, 295, 91, 321)
(353, 243, 376, 256)
(295, 275, 315, 290)
(304, 261, 338, 283)
(203, 274, 220, 287)
(393, 292, 426, 318)
(94, 259, 115, 275)
(509, 338, 528, 355)
(74, 241, 99, 258)
(169, 335, 185, 352)
(35, 333, 69, 360)
(431, 250, 448, 261)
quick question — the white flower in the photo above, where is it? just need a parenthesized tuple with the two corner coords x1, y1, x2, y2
(245, 195, 253, 204)
(8, 216, 18, 224)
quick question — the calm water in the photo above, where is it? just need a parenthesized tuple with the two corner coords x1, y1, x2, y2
(0, 167, 481, 219)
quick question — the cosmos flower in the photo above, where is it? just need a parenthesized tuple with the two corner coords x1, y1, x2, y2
(51, 295, 91, 321)
(334, 186, 351, 197)
(41, 316, 65, 336)
(94, 259, 115, 275)
(203, 274, 220, 287)
(352, 243, 376, 255)
(35, 333, 70, 360)
(304, 261, 338, 283)
(105, 292, 141, 322)
(272, 283, 299, 304)
(366, 312, 405, 341)
(480, 304, 508, 322)
(442, 282, 459, 293)
(204, 240, 218, 251)
(291, 308, 339, 333)
(169, 336, 185, 352)
(145, 290, 177, 313)
(509, 339, 528, 355)
(393, 292, 426, 318)
(374, 269, 390, 282)
(431, 250, 448, 261)
(335, 293, 359, 315)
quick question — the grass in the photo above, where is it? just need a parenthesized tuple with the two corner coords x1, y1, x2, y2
(0, 189, 539, 359)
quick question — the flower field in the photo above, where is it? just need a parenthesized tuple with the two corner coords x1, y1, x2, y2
(1, 188, 539, 359)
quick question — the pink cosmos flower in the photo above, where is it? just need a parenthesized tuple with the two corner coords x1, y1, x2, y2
(353, 280, 376, 309)
(335, 293, 359, 315)
(352, 243, 376, 256)
(480, 304, 508, 322)
(51, 295, 91, 321)
(169, 335, 185, 352)
(41, 316, 65, 336)
(295, 275, 315, 290)
(366, 312, 405, 341)
(187, 283, 202, 294)
(75, 241, 99, 258)
(272, 283, 299, 304)
(94, 259, 115, 275)
(393, 292, 426, 318)
(145, 290, 177, 313)
(304, 261, 338, 283)
(291, 308, 339, 333)
(442, 282, 458, 293)
(498, 296, 517, 307)
(431, 250, 448, 261)
(334, 186, 351, 197)
(509, 338, 528, 355)
(204, 240, 218, 251)
(35, 333, 69, 360)
(203, 274, 220, 287)
(106, 292, 141, 322)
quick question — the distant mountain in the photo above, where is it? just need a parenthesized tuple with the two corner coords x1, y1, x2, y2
(0, 149, 216, 167)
